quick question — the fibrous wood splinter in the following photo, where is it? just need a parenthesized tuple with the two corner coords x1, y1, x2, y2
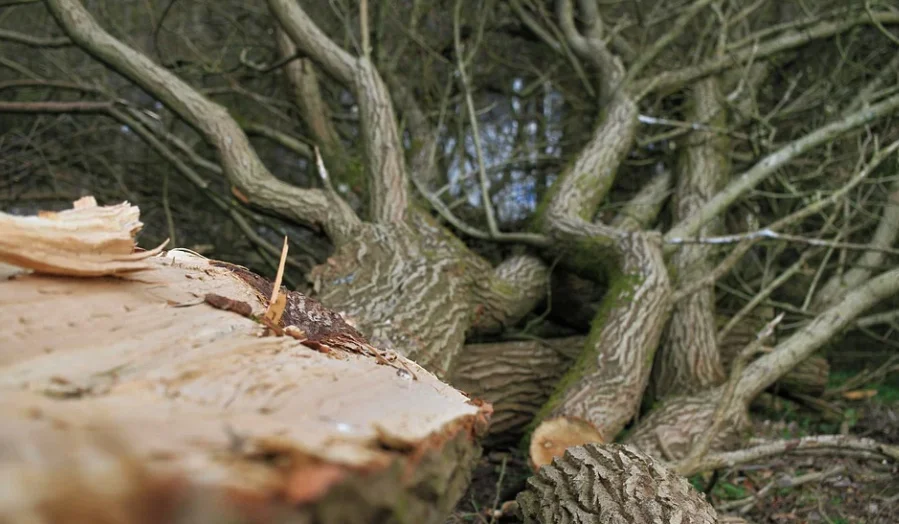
(210, 260, 417, 379)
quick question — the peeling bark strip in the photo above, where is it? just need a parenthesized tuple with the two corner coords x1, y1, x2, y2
(517, 444, 718, 524)
(653, 77, 728, 399)
(529, 232, 671, 467)
(45, 0, 361, 244)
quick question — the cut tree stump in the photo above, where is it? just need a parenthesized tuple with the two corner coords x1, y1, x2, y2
(0, 200, 490, 523)
(517, 443, 719, 524)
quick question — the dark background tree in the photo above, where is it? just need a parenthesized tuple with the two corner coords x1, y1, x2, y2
(2, 0, 898, 521)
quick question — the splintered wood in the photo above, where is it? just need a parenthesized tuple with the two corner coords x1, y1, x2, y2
(0, 199, 490, 523)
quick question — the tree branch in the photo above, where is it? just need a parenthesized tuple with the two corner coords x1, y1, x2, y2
(274, 29, 346, 171)
(635, 11, 899, 96)
(470, 254, 549, 334)
(269, 0, 409, 224)
(0, 28, 71, 48)
(610, 168, 672, 232)
(665, 92, 899, 244)
(44, 0, 361, 243)
(737, 264, 899, 401)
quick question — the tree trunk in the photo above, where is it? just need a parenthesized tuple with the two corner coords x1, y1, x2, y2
(529, 232, 672, 467)
(652, 77, 727, 399)
(517, 444, 718, 524)
(451, 337, 582, 445)
(307, 210, 545, 379)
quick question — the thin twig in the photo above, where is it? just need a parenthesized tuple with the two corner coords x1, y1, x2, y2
(677, 314, 784, 475)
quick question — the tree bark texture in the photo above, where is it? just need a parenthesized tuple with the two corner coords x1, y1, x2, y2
(517, 444, 718, 524)
(275, 29, 350, 183)
(308, 211, 545, 379)
(627, 265, 899, 461)
(652, 77, 728, 399)
(530, 232, 672, 466)
(451, 337, 582, 445)
(268, 0, 408, 224)
(542, 93, 638, 225)
(624, 390, 750, 461)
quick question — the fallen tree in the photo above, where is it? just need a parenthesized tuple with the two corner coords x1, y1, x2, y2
(3, 3, 899, 519)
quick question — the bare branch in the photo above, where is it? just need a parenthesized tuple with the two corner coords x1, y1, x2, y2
(0, 28, 71, 48)
(543, 93, 639, 229)
(470, 254, 549, 334)
(274, 29, 345, 167)
(665, 93, 899, 244)
(556, 0, 624, 95)
(680, 435, 899, 476)
(242, 122, 312, 159)
(636, 11, 899, 96)
(623, 0, 716, 85)
(610, 168, 672, 232)
(737, 263, 899, 401)
(269, 0, 409, 224)
(44, 0, 361, 242)
(0, 100, 111, 113)
(454, 0, 499, 238)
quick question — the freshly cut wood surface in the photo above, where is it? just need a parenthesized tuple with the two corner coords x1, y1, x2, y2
(0, 250, 490, 523)
(0, 196, 165, 276)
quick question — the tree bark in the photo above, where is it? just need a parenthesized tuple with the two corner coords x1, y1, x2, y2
(275, 28, 351, 183)
(517, 444, 718, 524)
(665, 91, 899, 244)
(268, 0, 409, 224)
(529, 232, 672, 467)
(652, 77, 728, 399)
(451, 337, 582, 444)
(627, 264, 899, 460)
(307, 211, 545, 379)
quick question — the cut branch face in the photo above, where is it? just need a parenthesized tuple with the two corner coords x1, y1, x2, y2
(3, 0, 899, 498)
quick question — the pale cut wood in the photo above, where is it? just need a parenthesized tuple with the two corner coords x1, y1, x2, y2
(0, 250, 490, 523)
(0, 196, 165, 276)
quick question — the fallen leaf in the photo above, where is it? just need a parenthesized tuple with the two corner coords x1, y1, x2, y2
(842, 389, 878, 401)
